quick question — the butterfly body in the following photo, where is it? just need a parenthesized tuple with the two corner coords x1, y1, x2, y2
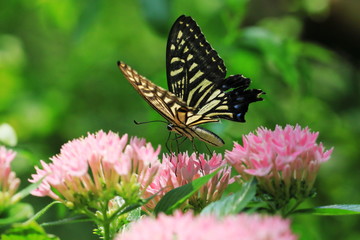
(118, 15, 264, 147)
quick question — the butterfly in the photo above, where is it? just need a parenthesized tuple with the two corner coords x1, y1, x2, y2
(118, 15, 264, 147)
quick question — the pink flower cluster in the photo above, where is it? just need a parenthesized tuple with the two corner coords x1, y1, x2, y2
(143, 152, 231, 212)
(0, 146, 20, 212)
(116, 211, 297, 240)
(29, 131, 161, 207)
(226, 125, 333, 199)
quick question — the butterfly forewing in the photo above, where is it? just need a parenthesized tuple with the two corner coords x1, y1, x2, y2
(166, 15, 226, 109)
(118, 61, 223, 146)
(166, 15, 264, 124)
(118, 62, 186, 123)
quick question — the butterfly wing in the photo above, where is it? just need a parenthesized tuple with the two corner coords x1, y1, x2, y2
(118, 61, 223, 146)
(118, 61, 219, 123)
(166, 15, 264, 125)
(166, 15, 226, 108)
(118, 62, 187, 123)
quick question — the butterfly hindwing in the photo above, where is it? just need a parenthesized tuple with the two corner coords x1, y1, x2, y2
(198, 75, 264, 122)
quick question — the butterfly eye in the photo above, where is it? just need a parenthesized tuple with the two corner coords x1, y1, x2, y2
(167, 124, 174, 131)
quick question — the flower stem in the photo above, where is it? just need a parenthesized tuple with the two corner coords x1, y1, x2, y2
(102, 203, 111, 240)
(103, 219, 111, 240)
(283, 199, 304, 217)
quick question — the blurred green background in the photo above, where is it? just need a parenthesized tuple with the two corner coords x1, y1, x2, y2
(1, 0, 359, 239)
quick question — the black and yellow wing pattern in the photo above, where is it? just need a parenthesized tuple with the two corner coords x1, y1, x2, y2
(118, 15, 264, 147)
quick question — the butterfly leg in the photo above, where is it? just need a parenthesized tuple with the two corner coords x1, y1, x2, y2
(171, 134, 187, 153)
(191, 140, 199, 153)
(204, 143, 212, 155)
(198, 156, 205, 175)
(165, 131, 172, 152)
(175, 136, 180, 153)
(178, 136, 188, 146)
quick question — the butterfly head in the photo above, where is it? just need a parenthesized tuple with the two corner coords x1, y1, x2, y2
(167, 124, 174, 132)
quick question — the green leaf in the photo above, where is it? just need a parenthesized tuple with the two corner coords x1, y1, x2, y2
(0, 123, 17, 146)
(154, 168, 221, 215)
(13, 177, 45, 201)
(139, 0, 170, 35)
(109, 200, 143, 223)
(240, 27, 301, 88)
(295, 204, 360, 215)
(40, 216, 92, 227)
(1, 221, 59, 240)
(24, 201, 62, 224)
(200, 178, 257, 217)
(0, 203, 34, 226)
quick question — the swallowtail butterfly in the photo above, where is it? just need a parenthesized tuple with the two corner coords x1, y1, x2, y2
(118, 15, 264, 147)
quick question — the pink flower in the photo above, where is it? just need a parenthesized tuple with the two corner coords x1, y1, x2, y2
(0, 146, 20, 213)
(29, 131, 161, 209)
(226, 125, 333, 203)
(115, 211, 297, 240)
(143, 152, 232, 213)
